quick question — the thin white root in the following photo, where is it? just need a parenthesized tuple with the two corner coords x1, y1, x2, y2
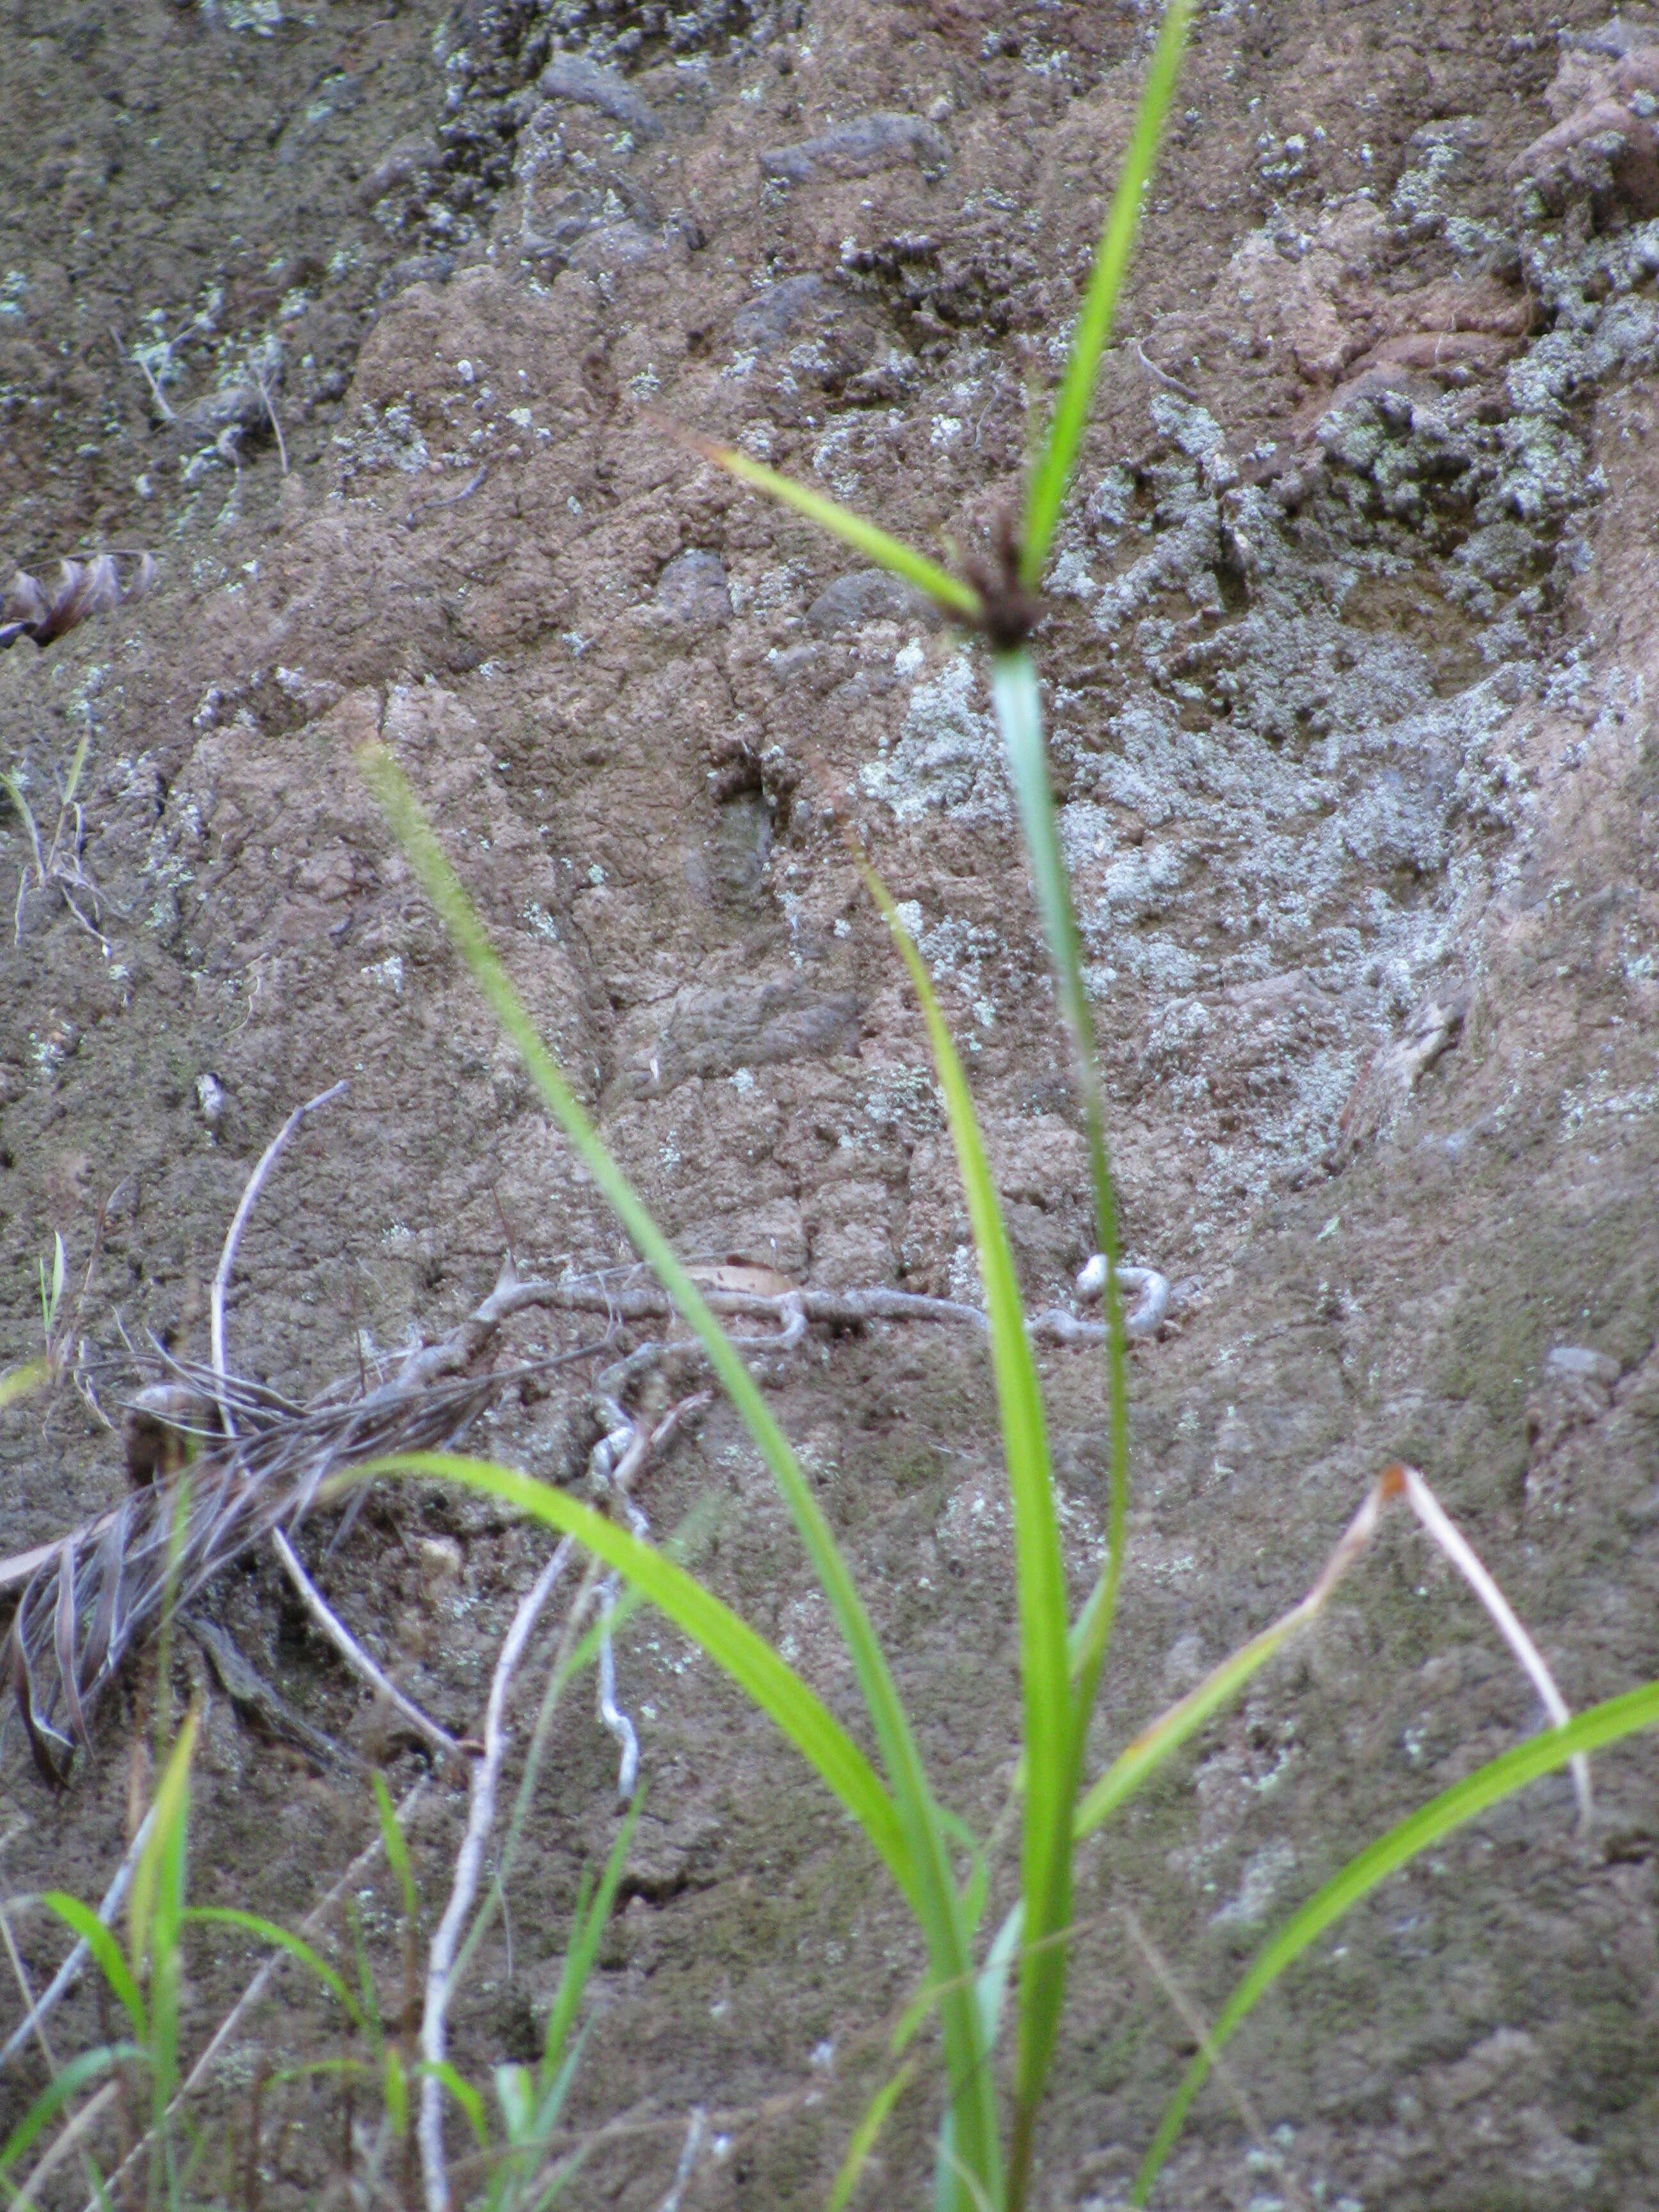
(0, 1804, 157, 2071)
(597, 1579, 640, 1801)
(419, 1542, 573, 2212)
(270, 1526, 466, 1762)
(582, 1395, 706, 1804)
(656, 2108, 708, 2212)
(387, 1254, 1171, 1409)
(0, 1905, 55, 2074)
(211, 1081, 349, 1438)
(1074, 1256, 1171, 1338)
(776, 1290, 808, 1350)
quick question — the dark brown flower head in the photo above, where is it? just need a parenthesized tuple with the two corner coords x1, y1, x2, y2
(963, 509, 1041, 652)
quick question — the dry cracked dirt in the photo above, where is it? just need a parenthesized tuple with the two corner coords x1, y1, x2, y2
(3, 0, 1659, 2206)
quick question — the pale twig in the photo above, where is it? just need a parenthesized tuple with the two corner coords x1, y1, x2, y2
(113, 325, 177, 424)
(270, 1527, 468, 1762)
(211, 1080, 349, 1438)
(1134, 335, 1199, 401)
(656, 2108, 707, 2212)
(444, 1394, 706, 2005)
(419, 1543, 575, 2212)
(0, 1903, 58, 2073)
(0, 1806, 157, 2071)
(12, 2080, 121, 2210)
(449, 1562, 604, 2006)
(251, 370, 289, 476)
(1119, 1906, 1272, 2163)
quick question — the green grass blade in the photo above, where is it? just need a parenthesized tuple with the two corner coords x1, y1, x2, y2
(373, 1771, 420, 1929)
(0, 2044, 143, 2179)
(826, 2057, 918, 2212)
(263, 2057, 378, 2090)
(420, 2061, 488, 2149)
(40, 1896, 147, 2041)
(560, 1496, 721, 1678)
(1134, 1681, 1659, 2202)
(128, 1704, 198, 1989)
(936, 1806, 989, 1934)
(862, 867, 1073, 2168)
(990, 652, 1129, 1751)
(701, 445, 984, 625)
(363, 749, 998, 2212)
(529, 2140, 591, 2212)
(974, 1900, 1025, 2050)
(145, 1715, 195, 2158)
(365, 1454, 913, 1903)
(383, 2046, 408, 2138)
(182, 1909, 364, 2031)
(542, 1798, 642, 2082)
(1020, 0, 1192, 586)
(346, 1903, 382, 2051)
(0, 769, 39, 849)
(1075, 1606, 1313, 1839)
(61, 731, 89, 808)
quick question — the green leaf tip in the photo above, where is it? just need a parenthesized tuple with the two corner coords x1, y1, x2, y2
(1022, 0, 1193, 587)
(700, 438, 986, 625)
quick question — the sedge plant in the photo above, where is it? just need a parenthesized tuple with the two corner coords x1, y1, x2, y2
(345, 1, 1659, 2204)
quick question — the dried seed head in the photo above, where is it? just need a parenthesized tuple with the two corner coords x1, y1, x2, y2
(0, 551, 156, 650)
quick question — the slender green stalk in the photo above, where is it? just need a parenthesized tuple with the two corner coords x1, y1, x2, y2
(1020, 0, 1194, 586)
(990, 652, 1130, 1745)
(355, 759, 1001, 2204)
(862, 869, 1070, 2211)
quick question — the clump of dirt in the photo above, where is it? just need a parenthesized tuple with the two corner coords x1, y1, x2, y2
(4, 3, 1659, 2208)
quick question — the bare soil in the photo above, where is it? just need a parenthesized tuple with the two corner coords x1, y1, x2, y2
(3, 1, 1658, 2206)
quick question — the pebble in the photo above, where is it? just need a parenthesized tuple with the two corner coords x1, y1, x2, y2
(539, 54, 661, 139)
(759, 111, 947, 184)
